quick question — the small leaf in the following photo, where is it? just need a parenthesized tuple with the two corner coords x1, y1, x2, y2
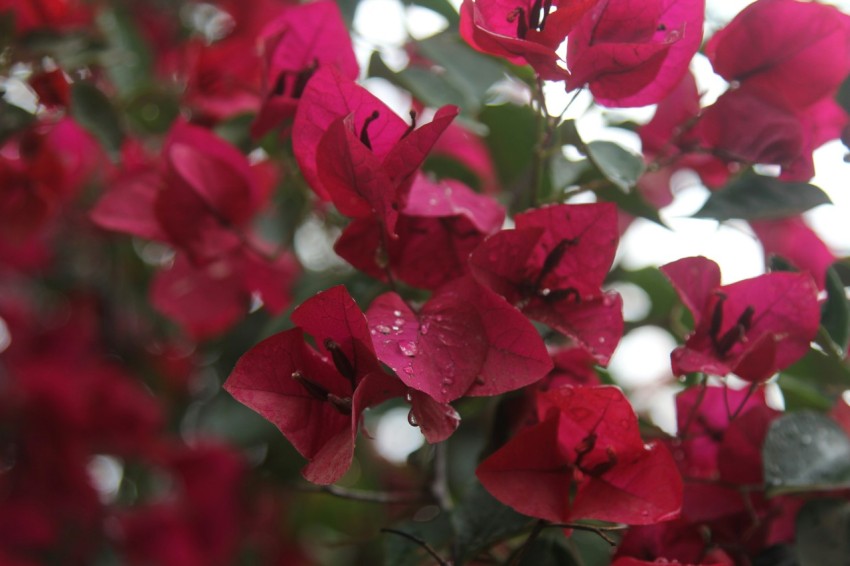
(693, 174, 831, 221)
(452, 481, 533, 562)
(594, 183, 665, 226)
(763, 412, 850, 494)
(822, 265, 850, 355)
(836, 73, 850, 115)
(586, 141, 645, 192)
(796, 499, 850, 566)
(70, 81, 124, 156)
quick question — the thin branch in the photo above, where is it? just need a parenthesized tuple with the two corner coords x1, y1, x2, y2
(678, 374, 708, 440)
(547, 522, 627, 546)
(380, 528, 452, 566)
(508, 519, 546, 566)
(297, 483, 427, 504)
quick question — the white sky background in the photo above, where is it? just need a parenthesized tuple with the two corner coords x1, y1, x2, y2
(354, 0, 850, 447)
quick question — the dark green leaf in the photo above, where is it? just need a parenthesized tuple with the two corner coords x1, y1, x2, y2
(586, 140, 645, 192)
(382, 513, 453, 566)
(480, 103, 538, 187)
(836, 73, 850, 115)
(776, 374, 833, 412)
(516, 532, 578, 566)
(0, 100, 35, 145)
(822, 265, 850, 356)
(693, 174, 831, 221)
(782, 348, 850, 392)
(763, 412, 850, 494)
(70, 82, 125, 156)
(452, 481, 533, 562)
(796, 499, 850, 566)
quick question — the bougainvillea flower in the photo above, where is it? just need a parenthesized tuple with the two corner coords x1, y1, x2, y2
(92, 121, 273, 265)
(293, 66, 458, 231)
(2, 118, 100, 241)
(749, 216, 835, 290)
(151, 249, 297, 340)
(334, 175, 505, 290)
(251, 0, 358, 138)
(566, 0, 704, 107)
(469, 203, 622, 364)
(661, 256, 819, 382)
(0, 0, 92, 35)
(29, 69, 71, 109)
(477, 386, 682, 524)
(224, 286, 403, 484)
(429, 123, 501, 195)
(705, 0, 850, 111)
(459, 0, 598, 80)
(367, 276, 552, 404)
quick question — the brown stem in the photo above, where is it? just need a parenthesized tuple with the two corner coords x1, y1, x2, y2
(297, 483, 427, 504)
(508, 519, 546, 566)
(546, 522, 626, 546)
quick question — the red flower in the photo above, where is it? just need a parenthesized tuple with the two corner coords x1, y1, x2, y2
(292, 66, 458, 233)
(750, 216, 836, 290)
(252, 0, 359, 138)
(566, 0, 704, 107)
(477, 386, 682, 524)
(367, 276, 552, 403)
(705, 0, 850, 112)
(661, 256, 820, 382)
(460, 0, 598, 80)
(334, 175, 505, 290)
(469, 203, 623, 364)
(224, 286, 446, 483)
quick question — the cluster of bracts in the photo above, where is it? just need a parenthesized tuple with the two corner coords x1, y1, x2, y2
(1, 0, 850, 564)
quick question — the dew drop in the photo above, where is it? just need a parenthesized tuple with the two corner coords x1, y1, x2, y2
(407, 411, 419, 427)
(393, 310, 402, 317)
(420, 322, 430, 335)
(405, 389, 414, 402)
(399, 341, 418, 356)
(375, 324, 391, 334)
(540, 288, 551, 296)
(403, 366, 415, 376)
(391, 325, 400, 332)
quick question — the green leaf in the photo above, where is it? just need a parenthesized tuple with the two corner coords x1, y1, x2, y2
(776, 374, 833, 412)
(836, 73, 850, 115)
(480, 103, 538, 188)
(594, 183, 665, 226)
(693, 174, 831, 221)
(368, 31, 504, 120)
(0, 100, 35, 145)
(763, 412, 850, 494)
(97, 8, 154, 97)
(782, 348, 850, 392)
(452, 481, 533, 562)
(822, 265, 850, 356)
(70, 82, 125, 156)
(125, 87, 180, 134)
(549, 154, 589, 195)
(586, 140, 645, 192)
(796, 499, 850, 566)
(516, 532, 578, 566)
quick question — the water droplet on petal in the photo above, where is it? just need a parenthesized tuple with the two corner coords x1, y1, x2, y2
(407, 411, 419, 427)
(540, 288, 551, 296)
(393, 310, 402, 317)
(420, 322, 430, 335)
(375, 324, 391, 335)
(398, 341, 418, 357)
